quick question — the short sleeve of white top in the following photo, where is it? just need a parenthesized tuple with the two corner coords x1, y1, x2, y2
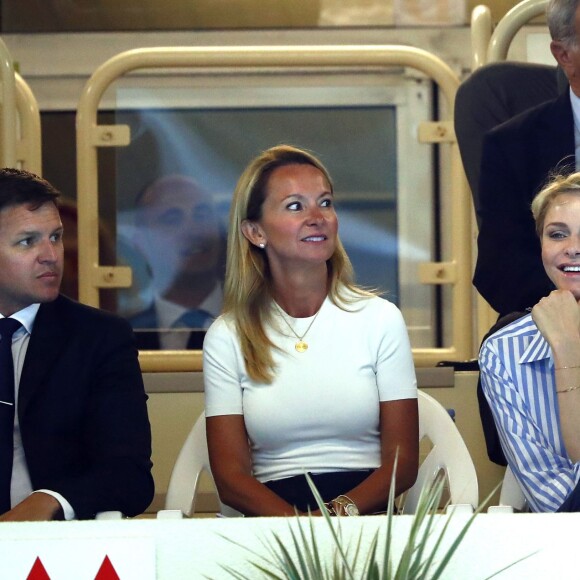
(203, 292, 417, 483)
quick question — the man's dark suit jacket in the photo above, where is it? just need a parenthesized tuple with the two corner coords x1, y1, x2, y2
(18, 295, 154, 519)
(473, 90, 575, 316)
(129, 305, 205, 350)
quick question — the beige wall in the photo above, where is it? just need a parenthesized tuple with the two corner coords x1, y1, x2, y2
(5, 0, 534, 31)
(146, 392, 205, 513)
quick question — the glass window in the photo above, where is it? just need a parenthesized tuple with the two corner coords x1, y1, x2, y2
(108, 73, 437, 350)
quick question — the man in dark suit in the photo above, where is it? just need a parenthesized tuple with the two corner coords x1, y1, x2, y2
(473, 0, 580, 317)
(0, 168, 153, 521)
(130, 175, 224, 350)
(473, 91, 573, 315)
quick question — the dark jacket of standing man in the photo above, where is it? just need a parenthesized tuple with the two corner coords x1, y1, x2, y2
(474, 0, 580, 316)
(0, 168, 153, 521)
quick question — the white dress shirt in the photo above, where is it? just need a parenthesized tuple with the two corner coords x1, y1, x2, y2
(154, 283, 223, 350)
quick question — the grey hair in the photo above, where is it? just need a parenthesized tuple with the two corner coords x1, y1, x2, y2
(547, 0, 580, 46)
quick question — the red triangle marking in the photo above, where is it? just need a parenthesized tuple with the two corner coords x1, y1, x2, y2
(27, 556, 51, 580)
(94, 555, 121, 580)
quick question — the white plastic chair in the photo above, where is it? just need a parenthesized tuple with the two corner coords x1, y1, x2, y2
(165, 392, 479, 517)
(163, 412, 241, 517)
(497, 464, 527, 512)
(402, 390, 479, 514)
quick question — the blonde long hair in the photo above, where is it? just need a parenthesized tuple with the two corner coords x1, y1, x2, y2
(224, 145, 372, 383)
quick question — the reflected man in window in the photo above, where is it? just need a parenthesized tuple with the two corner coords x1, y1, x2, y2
(58, 198, 117, 312)
(130, 174, 224, 350)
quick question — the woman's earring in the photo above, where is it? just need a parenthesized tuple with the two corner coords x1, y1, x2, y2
(259, 242, 266, 249)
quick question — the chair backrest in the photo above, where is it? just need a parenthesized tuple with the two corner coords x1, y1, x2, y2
(167, 393, 478, 516)
(499, 464, 528, 511)
(164, 411, 241, 517)
(402, 390, 479, 514)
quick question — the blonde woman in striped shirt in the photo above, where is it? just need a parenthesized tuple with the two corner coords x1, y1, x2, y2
(480, 171, 580, 512)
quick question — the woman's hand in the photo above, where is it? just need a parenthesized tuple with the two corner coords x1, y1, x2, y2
(533, 291, 580, 461)
(532, 290, 580, 356)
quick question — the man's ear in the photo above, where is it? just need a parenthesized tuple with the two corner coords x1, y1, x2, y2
(551, 40, 574, 78)
(241, 219, 266, 248)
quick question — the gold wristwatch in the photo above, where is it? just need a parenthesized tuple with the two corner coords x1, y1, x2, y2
(332, 495, 360, 516)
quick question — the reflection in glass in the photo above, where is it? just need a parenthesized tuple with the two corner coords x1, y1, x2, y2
(127, 175, 225, 350)
(115, 80, 435, 350)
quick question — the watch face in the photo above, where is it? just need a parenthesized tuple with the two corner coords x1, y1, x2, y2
(345, 503, 359, 516)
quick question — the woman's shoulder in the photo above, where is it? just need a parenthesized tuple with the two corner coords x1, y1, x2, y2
(205, 312, 237, 343)
(331, 288, 404, 328)
(480, 312, 536, 358)
(486, 312, 534, 344)
(338, 287, 400, 313)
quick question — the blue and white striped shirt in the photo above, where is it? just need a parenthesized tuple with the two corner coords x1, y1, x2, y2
(479, 313, 580, 512)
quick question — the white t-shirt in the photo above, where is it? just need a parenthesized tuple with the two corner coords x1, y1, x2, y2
(203, 291, 417, 483)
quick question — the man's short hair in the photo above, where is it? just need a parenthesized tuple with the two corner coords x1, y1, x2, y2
(0, 168, 60, 213)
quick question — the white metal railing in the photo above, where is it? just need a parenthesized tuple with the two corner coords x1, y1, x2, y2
(15, 72, 41, 174)
(0, 37, 42, 173)
(471, 0, 549, 68)
(488, 0, 549, 64)
(76, 45, 470, 371)
(0, 36, 17, 168)
(471, 5, 492, 70)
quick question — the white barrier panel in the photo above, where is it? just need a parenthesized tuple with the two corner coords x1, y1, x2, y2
(0, 513, 576, 578)
(1, 535, 154, 579)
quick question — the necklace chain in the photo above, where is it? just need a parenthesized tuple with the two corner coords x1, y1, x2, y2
(273, 302, 322, 353)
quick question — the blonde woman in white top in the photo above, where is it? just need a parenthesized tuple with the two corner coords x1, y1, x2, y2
(204, 145, 418, 517)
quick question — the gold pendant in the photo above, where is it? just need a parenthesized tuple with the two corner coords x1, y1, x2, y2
(295, 340, 308, 353)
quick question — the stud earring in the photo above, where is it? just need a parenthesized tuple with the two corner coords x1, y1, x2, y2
(259, 242, 266, 249)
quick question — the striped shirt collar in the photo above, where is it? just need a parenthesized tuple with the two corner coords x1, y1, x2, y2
(519, 327, 552, 366)
(490, 311, 552, 366)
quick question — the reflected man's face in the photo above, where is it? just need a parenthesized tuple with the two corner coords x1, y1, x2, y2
(135, 176, 221, 292)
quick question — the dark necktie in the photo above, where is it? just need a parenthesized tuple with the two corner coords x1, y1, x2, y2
(0, 318, 22, 513)
(174, 309, 211, 330)
(174, 310, 211, 350)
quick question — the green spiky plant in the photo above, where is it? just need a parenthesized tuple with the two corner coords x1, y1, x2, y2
(218, 467, 532, 580)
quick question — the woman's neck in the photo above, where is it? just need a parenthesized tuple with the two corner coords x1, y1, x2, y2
(270, 266, 328, 318)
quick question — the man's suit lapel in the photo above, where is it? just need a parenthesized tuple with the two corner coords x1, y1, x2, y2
(18, 298, 67, 417)
(534, 91, 575, 172)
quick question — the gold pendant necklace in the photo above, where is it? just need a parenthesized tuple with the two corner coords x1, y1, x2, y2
(273, 302, 322, 353)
